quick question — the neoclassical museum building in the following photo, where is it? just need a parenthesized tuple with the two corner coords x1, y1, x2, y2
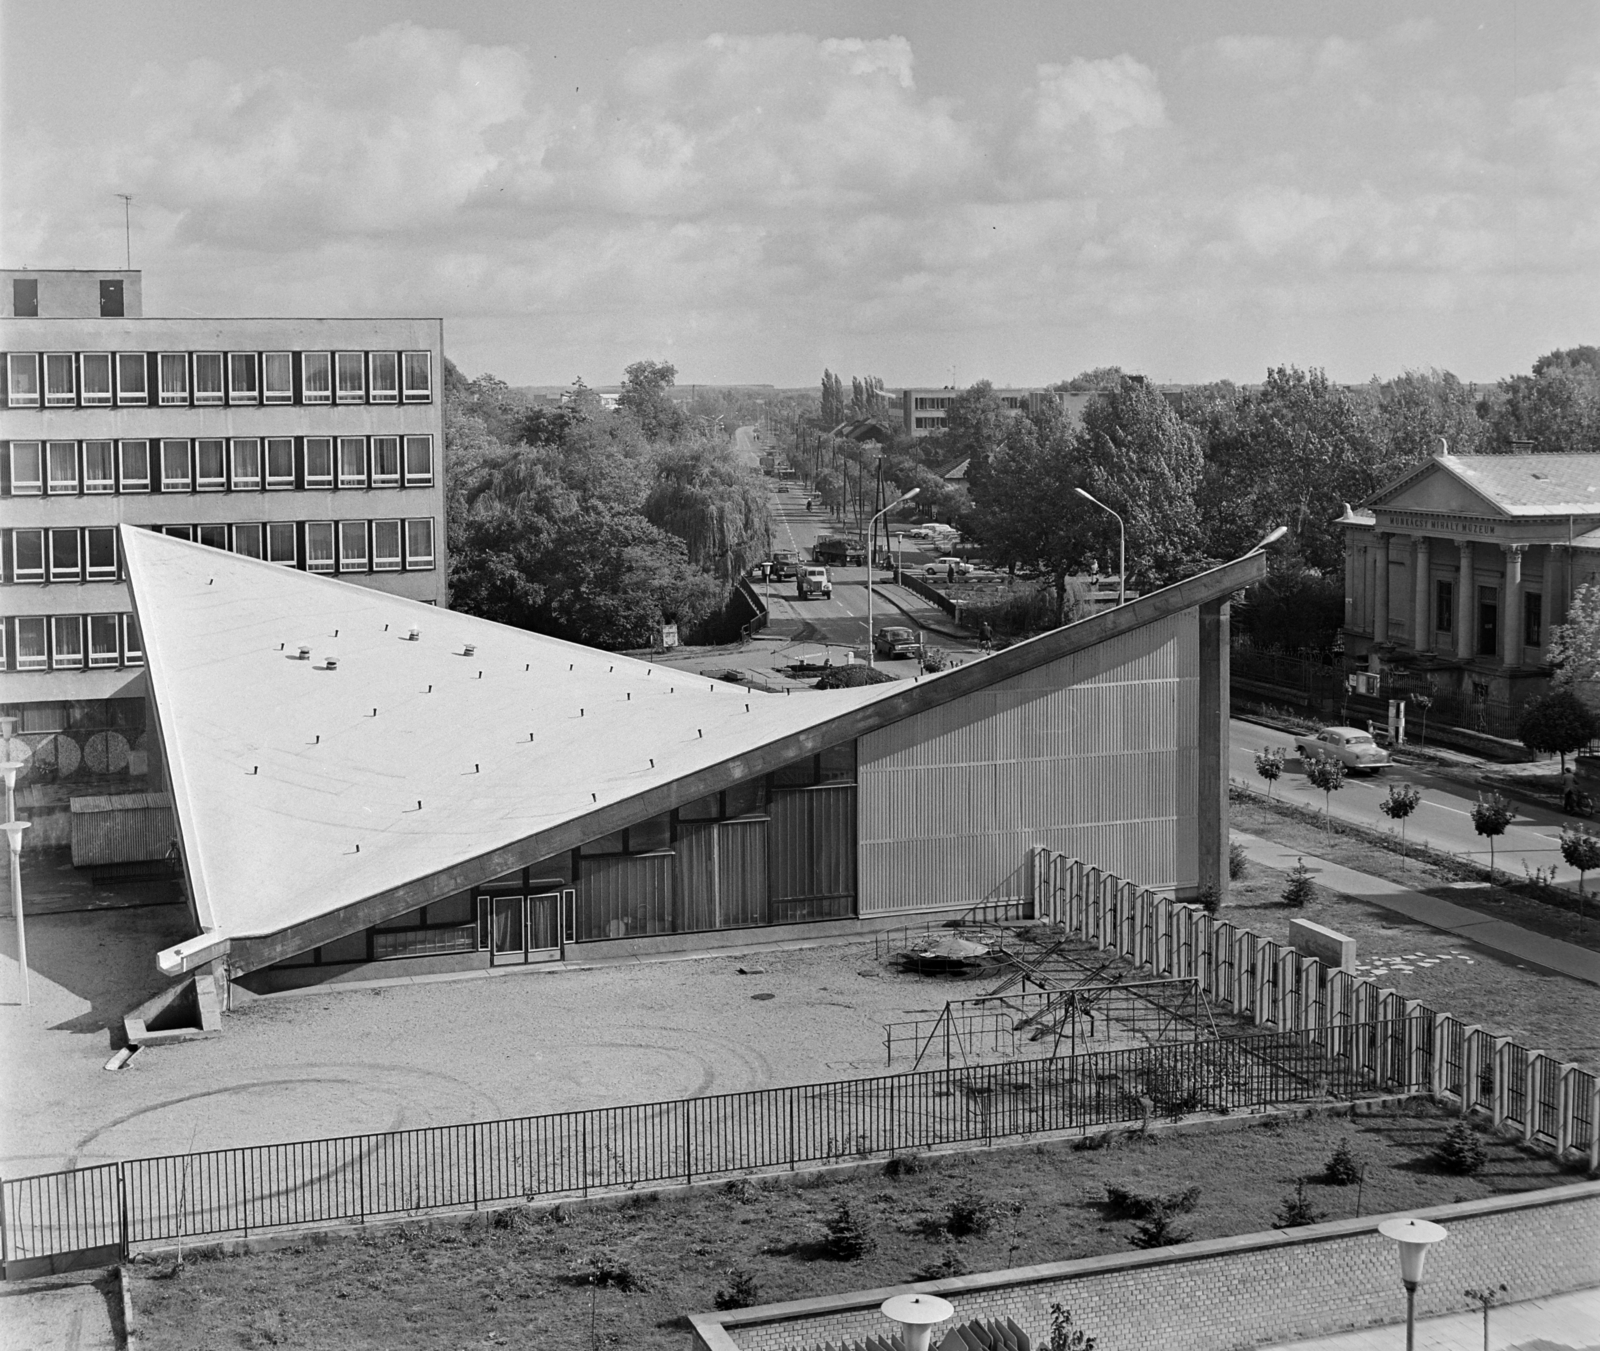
(1340, 452, 1599, 731)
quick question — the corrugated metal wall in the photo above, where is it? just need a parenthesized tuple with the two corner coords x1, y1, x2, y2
(68, 792, 174, 867)
(858, 611, 1198, 914)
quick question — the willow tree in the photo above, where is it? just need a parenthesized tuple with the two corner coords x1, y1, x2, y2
(644, 437, 772, 581)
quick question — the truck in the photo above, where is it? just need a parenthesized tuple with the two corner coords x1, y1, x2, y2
(797, 566, 833, 599)
(812, 536, 867, 566)
(769, 550, 800, 580)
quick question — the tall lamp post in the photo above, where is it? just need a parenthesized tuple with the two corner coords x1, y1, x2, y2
(2, 819, 30, 1008)
(1074, 487, 1125, 606)
(1378, 1216, 1448, 1351)
(866, 487, 920, 665)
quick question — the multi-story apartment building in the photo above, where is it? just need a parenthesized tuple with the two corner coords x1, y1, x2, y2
(0, 268, 446, 828)
(900, 386, 1073, 437)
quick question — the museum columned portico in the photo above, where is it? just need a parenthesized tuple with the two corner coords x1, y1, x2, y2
(1341, 453, 1600, 729)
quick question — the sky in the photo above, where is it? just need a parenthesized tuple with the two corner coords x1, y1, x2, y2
(3, 1, 1598, 389)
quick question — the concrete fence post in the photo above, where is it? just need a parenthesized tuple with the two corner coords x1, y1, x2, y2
(1402, 1001, 1424, 1092)
(1461, 1026, 1483, 1116)
(1491, 1037, 1511, 1129)
(1238, 930, 1255, 1020)
(1277, 949, 1297, 1029)
(1300, 957, 1321, 1033)
(1374, 989, 1398, 1084)
(1557, 1064, 1577, 1156)
(1590, 1081, 1600, 1175)
(1254, 936, 1272, 1027)
(1524, 1053, 1543, 1145)
(1430, 1014, 1449, 1099)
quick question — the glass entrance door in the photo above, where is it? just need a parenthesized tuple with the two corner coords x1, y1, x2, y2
(490, 895, 524, 965)
(527, 892, 561, 959)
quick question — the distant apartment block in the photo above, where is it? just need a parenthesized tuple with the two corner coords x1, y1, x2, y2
(901, 386, 1068, 437)
(0, 268, 445, 806)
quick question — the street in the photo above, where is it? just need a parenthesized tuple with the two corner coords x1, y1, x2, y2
(1231, 718, 1585, 889)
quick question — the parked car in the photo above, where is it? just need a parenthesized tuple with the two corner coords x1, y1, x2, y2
(770, 550, 800, 580)
(1294, 726, 1391, 773)
(873, 625, 921, 660)
(797, 566, 833, 599)
(897, 528, 935, 542)
(923, 556, 974, 579)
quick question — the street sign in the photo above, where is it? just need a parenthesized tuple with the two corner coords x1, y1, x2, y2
(660, 624, 679, 649)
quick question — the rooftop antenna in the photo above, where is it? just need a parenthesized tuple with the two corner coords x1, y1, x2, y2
(114, 194, 133, 269)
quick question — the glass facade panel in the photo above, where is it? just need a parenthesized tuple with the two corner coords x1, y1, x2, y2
(193, 352, 224, 404)
(262, 351, 293, 404)
(158, 353, 188, 404)
(120, 440, 150, 491)
(80, 353, 112, 405)
(83, 441, 115, 493)
(301, 352, 332, 404)
(304, 437, 333, 487)
(266, 438, 295, 488)
(116, 352, 147, 404)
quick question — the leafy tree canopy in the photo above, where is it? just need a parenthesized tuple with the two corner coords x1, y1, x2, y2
(617, 359, 686, 442)
(1517, 687, 1599, 770)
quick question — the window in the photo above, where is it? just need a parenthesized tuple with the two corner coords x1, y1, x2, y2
(338, 437, 366, 488)
(1525, 592, 1543, 648)
(86, 528, 117, 580)
(160, 440, 191, 491)
(724, 778, 768, 818)
(304, 437, 333, 488)
(402, 351, 432, 402)
(7, 352, 40, 406)
(15, 617, 48, 670)
(266, 438, 295, 488)
(266, 522, 297, 566)
(372, 519, 402, 571)
(83, 441, 115, 493)
(44, 352, 76, 406)
(116, 352, 148, 405)
(120, 440, 150, 492)
(627, 815, 672, 853)
(403, 435, 433, 485)
(227, 351, 259, 404)
(230, 438, 262, 490)
(1435, 579, 1454, 634)
(162, 525, 194, 541)
(193, 352, 224, 405)
(13, 278, 38, 317)
(335, 351, 365, 402)
(52, 615, 85, 668)
(370, 436, 400, 486)
(196, 524, 229, 550)
(819, 742, 857, 784)
(158, 352, 189, 405)
(9, 441, 42, 494)
(47, 441, 78, 494)
(50, 529, 81, 580)
(404, 517, 435, 569)
(262, 351, 293, 404)
(89, 615, 121, 668)
(80, 353, 113, 406)
(580, 832, 626, 856)
(12, 529, 45, 582)
(233, 523, 264, 558)
(301, 351, 332, 404)
(306, 521, 336, 572)
(338, 520, 368, 571)
(369, 351, 399, 403)
(122, 613, 143, 665)
(195, 439, 226, 490)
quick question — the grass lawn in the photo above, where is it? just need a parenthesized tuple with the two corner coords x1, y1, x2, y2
(1228, 797, 1600, 1070)
(131, 1104, 1580, 1351)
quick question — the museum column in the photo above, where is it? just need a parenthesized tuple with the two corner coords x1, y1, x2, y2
(1456, 540, 1475, 660)
(1503, 544, 1524, 668)
(1411, 536, 1431, 653)
(1373, 533, 1391, 644)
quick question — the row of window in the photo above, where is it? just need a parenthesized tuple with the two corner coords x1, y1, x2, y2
(2, 613, 142, 672)
(3, 517, 436, 584)
(5, 349, 433, 409)
(1427, 579, 1544, 649)
(6, 436, 433, 495)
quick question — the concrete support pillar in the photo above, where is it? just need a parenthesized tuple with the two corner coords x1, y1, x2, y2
(1197, 599, 1229, 902)
(1550, 544, 1571, 629)
(1461, 1025, 1483, 1115)
(1412, 536, 1431, 652)
(1456, 540, 1475, 660)
(1503, 544, 1525, 669)
(1372, 533, 1391, 643)
(1363, 545, 1376, 634)
(1344, 536, 1358, 634)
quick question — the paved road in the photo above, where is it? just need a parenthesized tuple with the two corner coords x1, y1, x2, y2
(1231, 718, 1585, 890)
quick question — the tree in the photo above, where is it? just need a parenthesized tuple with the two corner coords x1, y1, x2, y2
(1559, 825, 1600, 928)
(1233, 564, 1346, 652)
(1305, 756, 1347, 829)
(1410, 692, 1434, 749)
(942, 380, 1012, 476)
(644, 437, 771, 581)
(1367, 368, 1491, 462)
(1282, 858, 1316, 908)
(1079, 378, 1206, 586)
(1516, 688, 1599, 771)
(1472, 793, 1513, 879)
(1048, 1304, 1098, 1351)
(1254, 746, 1286, 798)
(819, 369, 847, 427)
(1486, 346, 1600, 454)
(1379, 782, 1422, 859)
(1464, 1285, 1509, 1351)
(617, 360, 685, 442)
(1549, 581, 1600, 687)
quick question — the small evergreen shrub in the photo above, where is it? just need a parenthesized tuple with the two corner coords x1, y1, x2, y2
(714, 1268, 760, 1311)
(1129, 1204, 1192, 1249)
(822, 1201, 876, 1260)
(883, 1153, 926, 1178)
(1228, 841, 1248, 881)
(1273, 1178, 1326, 1228)
(1282, 859, 1316, 908)
(1104, 1183, 1201, 1219)
(1196, 884, 1222, 916)
(815, 663, 896, 689)
(909, 1247, 970, 1282)
(1433, 1121, 1488, 1176)
(943, 1185, 999, 1238)
(1323, 1137, 1362, 1186)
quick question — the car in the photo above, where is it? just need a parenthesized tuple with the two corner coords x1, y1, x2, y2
(923, 556, 974, 579)
(873, 625, 921, 660)
(769, 550, 800, 580)
(1294, 726, 1392, 774)
(797, 566, 833, 599)
(776, 484, 790, 494)
(897, 527, 935, 542)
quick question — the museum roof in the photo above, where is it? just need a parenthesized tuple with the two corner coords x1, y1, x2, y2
(1367, 452, 1600, 517)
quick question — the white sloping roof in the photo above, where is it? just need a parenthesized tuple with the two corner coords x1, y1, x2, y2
(123, 527, 896, 941)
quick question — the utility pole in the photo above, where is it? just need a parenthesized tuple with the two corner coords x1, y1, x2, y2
(115, 194, 134, 269)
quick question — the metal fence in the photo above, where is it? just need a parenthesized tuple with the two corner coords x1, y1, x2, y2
(4, 1021, 1403, 1270)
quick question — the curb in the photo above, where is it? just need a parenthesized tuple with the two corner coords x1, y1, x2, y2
(117, 1264, 136, 1349)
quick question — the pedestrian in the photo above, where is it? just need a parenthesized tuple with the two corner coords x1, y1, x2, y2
(947, 562, 955, 584)
(979, 620, 993, 653)
(1561, 764, 1580, 814)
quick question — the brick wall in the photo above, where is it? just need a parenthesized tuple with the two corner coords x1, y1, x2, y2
(692, 1182, 1600, 1351)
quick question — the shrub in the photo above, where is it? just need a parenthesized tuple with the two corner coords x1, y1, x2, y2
(713, 1268, 760, 1311)
(943, 1186, 999, 1238)
(910, 1246, 971, 1282)
(580, 1260, 643, 1292)
(883, 1153, 926, 1178)
(1048, 1303, 1098, 1351)
(822, 1201, 876, 1260)
(1228, 841, 1248, 881)
(1433, 1121, 1488, 1176)
(1273, 1178, 1326, 1228)
(1282, 858, 1316, 908)
(721, 1177, 760, 1204)
(1129, 1204, 1192, 1249)
(1196, 884, 1222, 916)
(816, 663, 896, 689)
(1104, 1183, 1200, 1220)
(921, 647, 956, 673)
(1323, 1137, 1363, 1186)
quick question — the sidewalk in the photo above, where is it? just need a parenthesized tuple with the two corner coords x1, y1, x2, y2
(0, 1270, 121, 1351)
(870, 582, 971, 639)
(1256, 1285, 1600, 1350)
(1233, 832, 1600, 987)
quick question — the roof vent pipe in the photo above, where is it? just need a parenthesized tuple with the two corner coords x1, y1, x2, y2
(463, 643, 477, 657)
(407, 625, 420, 641)
(297, 645, 311, 660)
(325, 657, 339, 671)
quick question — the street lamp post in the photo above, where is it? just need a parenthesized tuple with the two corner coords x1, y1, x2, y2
(866, 488, 920, 665)
(2, 819, 30, 1008)
(1378, 1217, 1449, 1351)
(1074, 487, 1125, 606)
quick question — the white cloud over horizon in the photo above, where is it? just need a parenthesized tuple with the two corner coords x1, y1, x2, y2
(5, 14, 1596, 387)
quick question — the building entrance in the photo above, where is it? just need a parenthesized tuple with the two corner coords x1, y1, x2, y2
(482, 892, 563, 965)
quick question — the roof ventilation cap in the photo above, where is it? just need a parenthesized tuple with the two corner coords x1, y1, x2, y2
(406, 625, 420, 641)
(296, 644, 312, 660)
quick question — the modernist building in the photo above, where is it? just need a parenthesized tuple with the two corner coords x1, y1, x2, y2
(120, 527, 1260, 996)
(0, 268, 445, 823)
(1340, 452, 1600, 723)
(900, 388, 1083, 438)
